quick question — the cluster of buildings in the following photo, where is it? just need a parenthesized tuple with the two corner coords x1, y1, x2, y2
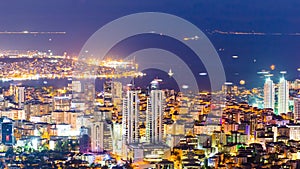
(0, 50, 67, 59)
(264, 76, 300, 119)
(0, 72, 300, 168)
(0, 54, 140, 81)
(0, 58, 115, 80)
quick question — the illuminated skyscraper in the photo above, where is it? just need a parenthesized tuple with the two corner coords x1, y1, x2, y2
(294, 97, 300, 123)
(91, 121, 104, 152)
(122, 90, 140, 147)
(17, 86, 25, 103)
(91, 111, 113, 152)
(84, 83, 95, 114)
(12, 85, 25, 108)
(278, 77, 289, 114)
(263, 77, 275, 110)
(103, 81, 113, 105)
(146, 81, 165, 144)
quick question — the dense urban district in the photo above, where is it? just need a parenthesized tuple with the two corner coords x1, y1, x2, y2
(0, 51, 299, 169)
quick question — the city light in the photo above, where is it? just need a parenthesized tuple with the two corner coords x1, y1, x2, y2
(0, 2, 299, 169)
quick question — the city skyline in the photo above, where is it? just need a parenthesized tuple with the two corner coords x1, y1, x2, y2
(1, 1, 300, 169)
(0, 1, 300, 89)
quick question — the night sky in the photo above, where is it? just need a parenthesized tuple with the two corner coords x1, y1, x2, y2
(0, 0, 300, 89)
